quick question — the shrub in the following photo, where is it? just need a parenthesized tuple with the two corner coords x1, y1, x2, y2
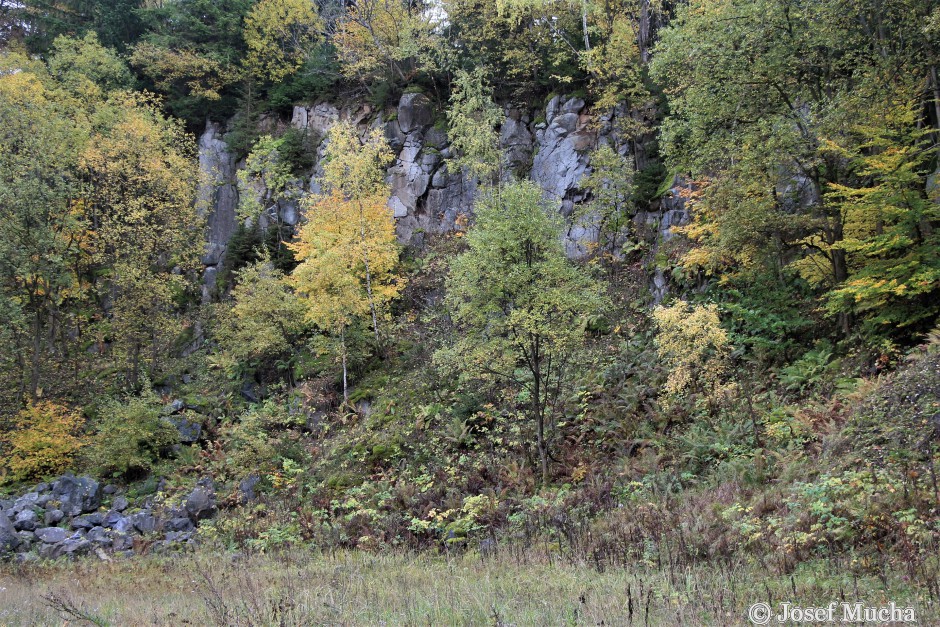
(85, 394, 179, 480)
(3, 401, 85, 481)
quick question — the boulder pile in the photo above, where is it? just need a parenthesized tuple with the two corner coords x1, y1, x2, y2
(0, 474, 217, 561)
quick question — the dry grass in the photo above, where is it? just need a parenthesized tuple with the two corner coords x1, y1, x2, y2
(1, 547, 938, 626)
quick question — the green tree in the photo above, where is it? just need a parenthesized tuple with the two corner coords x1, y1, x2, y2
(438, 180, 608, 485)
(0, 52, 86, 399)
(816, 100, 940, 336)
(580, 143, 635, 261)
(214, 260, 309, 380)
(651, 0, 939, 340)
(446, 68, 504, 182)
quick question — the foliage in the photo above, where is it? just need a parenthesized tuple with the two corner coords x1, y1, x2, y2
(653, 301, 731, 412)
(332, 0, 439, 86)
(652, 0, 939, 342)
(579, 143, 635, 259)
(85, 394, 179, 479)
(817, 100, 940, 336)
(438, 180, 608, 483)
(244, 0, 323, 82)
(236, 134, 297, 223)
(290, 123, 401, 398)
(446, 68, 503, 182)
(3, 401, 86, 481)
(214, 261, 309, 378)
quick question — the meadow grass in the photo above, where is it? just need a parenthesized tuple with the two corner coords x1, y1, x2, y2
(1, 547, 937, 625)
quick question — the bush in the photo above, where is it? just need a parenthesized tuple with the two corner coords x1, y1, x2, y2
(85, 394, 179, 480)
(3, 401, 86, 481)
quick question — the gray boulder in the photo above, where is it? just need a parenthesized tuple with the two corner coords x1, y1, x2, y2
(86, 527, 112, 547)
(130, 512, 157, 534)
(166, 415, 202, 443)
(185, 486, 216, 521)
(166, 517, 194, 532)
(112, 532, 134, 551)
(13, 509, 38, 531)
(56, 536, 92, 558)
(0, 514, 22, 553)
(35, 527, 69, 544)
(16, 531, 35, 549)
(71, 513, 104, 530)
(112, 496, 129, 512)
(162, 399, 185, 415)
(12, 492, 39, 514)
(397, 93, 432, 134)
(239, 475, 260, 503)
(44, 509, 64, 526)
(52, 475, 101, 516)
(109, 514, 134, 534)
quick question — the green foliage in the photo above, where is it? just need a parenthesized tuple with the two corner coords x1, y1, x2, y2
(579, 143, 635, 259)
(439, 180, 609, 483)
(446, 68, 503, 181)
(85, 394, 179, 479)
(779, 343, 838, 395)
(213, 260, 309, 379)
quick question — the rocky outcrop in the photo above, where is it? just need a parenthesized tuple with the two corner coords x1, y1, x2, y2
(199, 91, 691, 300)
(0, 474, 218, 561)
(197, 121, 239, 301)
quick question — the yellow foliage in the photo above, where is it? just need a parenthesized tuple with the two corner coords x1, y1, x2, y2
(290, 190, 404, 331)
(653, 302, 731, 409)
(333, 0, 435, 82)
(244, 0, 323, 81)
(4, 401, 85, 481)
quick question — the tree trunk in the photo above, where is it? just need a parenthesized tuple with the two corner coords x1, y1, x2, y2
(531, 336, 549, 486)
(340, 326, 349, 403)
(581, 0, 591, 53)
(358, 201, 381, 343)
(29, 308, 42, 399)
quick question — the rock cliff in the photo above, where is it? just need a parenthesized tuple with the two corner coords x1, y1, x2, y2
(197, 93, 690, 299)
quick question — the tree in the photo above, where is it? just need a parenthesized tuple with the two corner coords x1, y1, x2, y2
(317, 122, 397, 342)
(290, 191, 403, 400)
(214, 260, 309, 380)
(437, 180, 608, 485)
(0, 51, 86, 400)
(3, 401, 86, 481)
(446, 68, 504, 182)
(651, 0, 939, 340)
(290, 122, 401, 400)
(80, 93, 202, 388)
(580, 143, 636, 261)
(332, 0, 438, 86)
(132, 0, 254, 125)
(652, 301, 731, 416)
(244, 0, 324, 82)
(815, 100, 940, 336)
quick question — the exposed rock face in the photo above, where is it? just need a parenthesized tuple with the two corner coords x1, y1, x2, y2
(198, 121, 239, 267)
(531, 96, 593, 212)
(199, 92, 691, 300)
(197, 121, 239, 302)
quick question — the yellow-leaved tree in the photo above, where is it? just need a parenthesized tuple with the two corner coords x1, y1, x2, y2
(290, 122, 402, 400)
(653, 301, 732, 417)
(244, 0, 324, 82)
(80, 94, 202, 388)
